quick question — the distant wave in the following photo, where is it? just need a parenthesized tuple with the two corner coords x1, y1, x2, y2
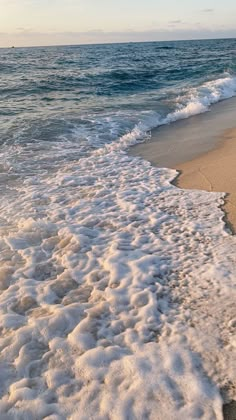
(155, 45, 176, 50)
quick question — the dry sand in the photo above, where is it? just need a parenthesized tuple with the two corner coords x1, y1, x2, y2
(174, 128, 236, 233)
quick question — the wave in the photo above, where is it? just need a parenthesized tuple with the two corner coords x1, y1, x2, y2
(165, 73, 236, 123)
(112, 73, 236, 151)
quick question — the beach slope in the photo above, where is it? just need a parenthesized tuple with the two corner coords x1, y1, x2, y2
(174, 128, 236, 233)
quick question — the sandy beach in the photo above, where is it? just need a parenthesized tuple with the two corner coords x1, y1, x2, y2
(131, 97, 236, 168)
(131, 98, 236, 234)
(174, 128, 236, 233)
(131, 115, 236, 418)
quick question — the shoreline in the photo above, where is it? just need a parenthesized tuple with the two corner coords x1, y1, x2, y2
(173, 128, 236, 234)
(131, 96, 236, 168)
(173, 130, 236, 416)
(129, 109, 236, 417)
(130, 98, 236, 234)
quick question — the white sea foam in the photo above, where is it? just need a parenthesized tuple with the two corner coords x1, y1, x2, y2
(165, 74, 236, 123)
(0, 76, 236, 419)
(93, 74, 236, 152)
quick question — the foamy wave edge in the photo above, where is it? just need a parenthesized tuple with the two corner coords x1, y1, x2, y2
(1, 73, 236, 419)
(113, 73, 236, 151)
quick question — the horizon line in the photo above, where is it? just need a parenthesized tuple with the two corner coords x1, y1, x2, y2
(1, 35, 236, 50)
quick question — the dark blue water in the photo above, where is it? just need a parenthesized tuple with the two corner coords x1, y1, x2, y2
(0, 38, 236, 172)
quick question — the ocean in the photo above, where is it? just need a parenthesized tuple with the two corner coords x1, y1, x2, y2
(0, 39, 236, 418)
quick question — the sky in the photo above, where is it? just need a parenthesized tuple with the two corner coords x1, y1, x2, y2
(0, 0, 236, 47)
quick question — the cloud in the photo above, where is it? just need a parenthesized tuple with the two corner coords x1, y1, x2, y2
(168, 20, 183, 24)
(202, 8, 214, 13)
(86, 29, 104, 34)
(17, 27, 32, 33)
(168, 20, 184, 28)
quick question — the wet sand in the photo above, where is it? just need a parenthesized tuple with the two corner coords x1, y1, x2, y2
(131, 97, 236, 168)
(131, 97, 236, 233)
(130, 99, 236, 417)
(174, 128, 236, 233)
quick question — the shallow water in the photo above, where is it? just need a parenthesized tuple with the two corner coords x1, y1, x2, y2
(0, 40, 236, 418)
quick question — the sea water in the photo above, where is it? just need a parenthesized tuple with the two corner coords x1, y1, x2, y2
(0, 39, 236, 419)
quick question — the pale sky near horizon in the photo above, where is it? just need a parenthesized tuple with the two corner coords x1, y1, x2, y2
(0, 0, 236, 47)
